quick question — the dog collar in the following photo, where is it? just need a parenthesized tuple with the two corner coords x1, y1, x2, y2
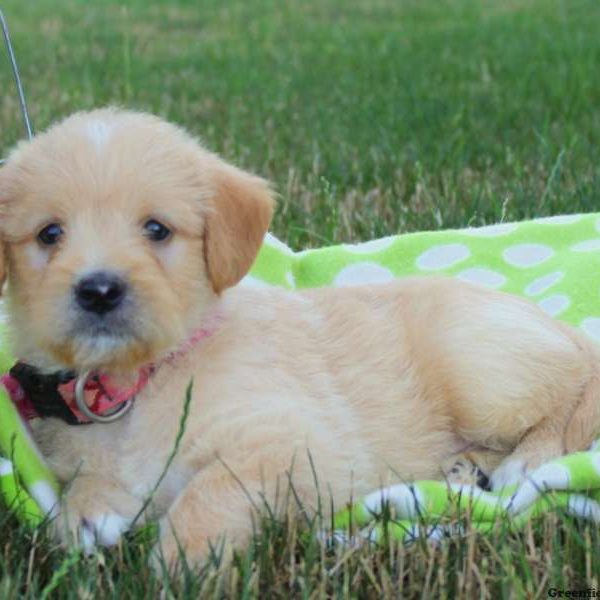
(0, 316, 221, 426)
(1, 364, 146, 425)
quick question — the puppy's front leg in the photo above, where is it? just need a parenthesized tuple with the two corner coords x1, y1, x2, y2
(152, 457, 295, 570)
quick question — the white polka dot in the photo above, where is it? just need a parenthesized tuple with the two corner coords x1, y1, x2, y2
(455, 268, 506, 288)
(580, 318, 600, 342)
(239, 275, 272, 288)
(503, 244, 554, 267)
(343, 236, 396, 254)
(462, 223, 518, 237)
(363, 483, 423, 519)
(530, 462, 571, 489)
(333, 263, 395, 287)
(30, 481, 59, 517)
(570, 239, 600, 252)
(567, 495, 600, 523)
(416, 244, 470, 271)
(0, 458, 13, 477)
(426, 525, 452, 542)
(537, 215, 582, 225)
(538, 294, 570, 316)
(263, 233, 293, 255)
(285, 271, 296, 288)
(524, 271, 564, 296)
(508, 462, 571, 514)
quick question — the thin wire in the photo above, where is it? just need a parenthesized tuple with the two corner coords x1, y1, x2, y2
(0, 8, 33, 165)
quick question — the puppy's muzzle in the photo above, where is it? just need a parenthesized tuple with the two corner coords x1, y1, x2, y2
(74, 271, 127, 315)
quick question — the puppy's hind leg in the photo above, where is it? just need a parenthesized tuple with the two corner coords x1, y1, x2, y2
(431, 289, 600, 492)
(489, 417, 567, 490)
(491, 361, 600, 491)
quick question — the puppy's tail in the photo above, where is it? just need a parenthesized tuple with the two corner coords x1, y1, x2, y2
(564, 340, 600, 454)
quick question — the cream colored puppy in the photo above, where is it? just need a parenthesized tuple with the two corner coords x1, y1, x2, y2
(0, 108, 599, 567)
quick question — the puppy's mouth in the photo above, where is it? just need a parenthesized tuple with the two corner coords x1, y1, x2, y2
(69, 305, 136, 340)
(72, 327, 135, 351)
(62, 308, 146, 370)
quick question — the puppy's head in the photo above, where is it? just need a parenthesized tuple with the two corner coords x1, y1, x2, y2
(0, 108, 273, 372)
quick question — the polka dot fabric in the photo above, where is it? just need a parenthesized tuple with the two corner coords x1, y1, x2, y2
(250, 214, 600, 340)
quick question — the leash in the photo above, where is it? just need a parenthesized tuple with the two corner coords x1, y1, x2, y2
(0, 8, 33, 165)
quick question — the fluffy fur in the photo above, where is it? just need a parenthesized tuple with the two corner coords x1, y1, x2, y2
(0, 108, 599, 568)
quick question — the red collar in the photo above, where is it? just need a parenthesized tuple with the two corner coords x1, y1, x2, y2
(1, 317, 221, 425)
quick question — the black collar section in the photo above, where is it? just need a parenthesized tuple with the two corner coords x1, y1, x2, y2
(9, 362, 81, 425)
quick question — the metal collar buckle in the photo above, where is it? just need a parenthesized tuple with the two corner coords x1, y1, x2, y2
(74, 370, 134, 424)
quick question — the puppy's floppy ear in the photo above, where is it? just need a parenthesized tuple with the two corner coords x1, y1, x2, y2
(203, 162, 274, 294)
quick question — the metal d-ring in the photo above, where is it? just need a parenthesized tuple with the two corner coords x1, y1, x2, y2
(74, 370, 134, 424)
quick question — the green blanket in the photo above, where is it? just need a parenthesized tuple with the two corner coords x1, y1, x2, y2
(2, 212, 600, 541)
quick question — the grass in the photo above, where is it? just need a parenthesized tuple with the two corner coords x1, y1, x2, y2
(2, 507, 600, 598)
(1, 0, 600, 596)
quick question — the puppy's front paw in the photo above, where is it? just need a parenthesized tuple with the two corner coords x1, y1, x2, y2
(53, 478, 137, 553)
(56, 510, 131, 554)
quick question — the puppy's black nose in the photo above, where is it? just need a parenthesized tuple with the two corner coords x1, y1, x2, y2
(75, 271, 127, 315)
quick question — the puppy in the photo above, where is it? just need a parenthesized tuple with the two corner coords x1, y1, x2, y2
(0, 108, 598, 568)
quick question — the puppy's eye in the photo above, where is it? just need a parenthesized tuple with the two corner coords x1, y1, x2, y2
(37, 223, 64, 246)
(143, 219, 171, 242)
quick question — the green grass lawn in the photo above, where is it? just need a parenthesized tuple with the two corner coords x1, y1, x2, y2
(2, 0, 600, 596)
